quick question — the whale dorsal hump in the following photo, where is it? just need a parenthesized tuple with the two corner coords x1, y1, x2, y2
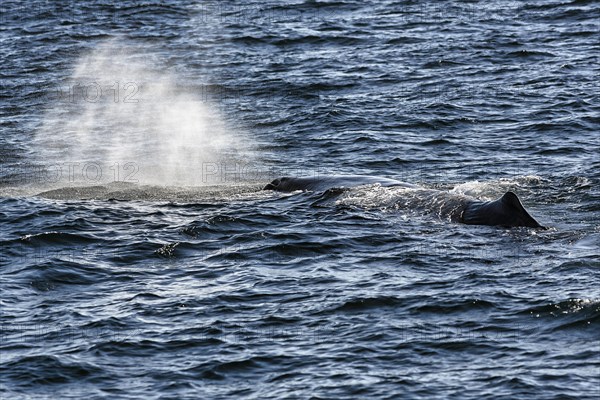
(500, 191, 544, 228)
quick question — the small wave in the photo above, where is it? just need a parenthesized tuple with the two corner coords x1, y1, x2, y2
(520, 298, 600, 331)
(181, 213, 277, 238)
(126, 292, 165, 301)
(273, 35, 365, 46)
(261, 241, 340, 260)
(412, 298, 496, 314)
(1, 355, 103, 385)
(20, 231, 99, 245)
(506, 50, 556, 58)
(386, 36, 425, 45)
(535, 147, 587, 155)
(23, 262, 110, 291)
(230, 35, 268, 45)
(117, 3, 190, 17)
(420, 138, 454, 146)
(421, 60, 464, 68)
(332, 296, 402, 312)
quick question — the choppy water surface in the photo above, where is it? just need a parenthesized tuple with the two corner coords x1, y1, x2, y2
(1, 1, 599, 399)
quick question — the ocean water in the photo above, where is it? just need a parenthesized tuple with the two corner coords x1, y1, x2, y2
(1, 1, 599, 399)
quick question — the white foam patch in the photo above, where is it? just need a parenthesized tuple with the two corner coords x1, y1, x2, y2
(336, 185, 421, 211)
(450, 175, 545, 199)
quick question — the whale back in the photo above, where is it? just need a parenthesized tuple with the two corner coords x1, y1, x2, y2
(263, 175, 416, 192)
(462, 191, 544, 228)
(264, 176, 545, 229)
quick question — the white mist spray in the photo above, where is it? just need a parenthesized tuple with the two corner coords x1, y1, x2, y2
(33, 39, 250, 188)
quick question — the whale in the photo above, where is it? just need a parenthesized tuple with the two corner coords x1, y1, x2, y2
(263, 175, 545, 229)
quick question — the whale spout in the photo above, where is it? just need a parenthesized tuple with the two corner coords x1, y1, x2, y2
(461, 191, 545, 228)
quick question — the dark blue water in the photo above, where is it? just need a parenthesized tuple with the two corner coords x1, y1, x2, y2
(1, 1, 599, 399)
